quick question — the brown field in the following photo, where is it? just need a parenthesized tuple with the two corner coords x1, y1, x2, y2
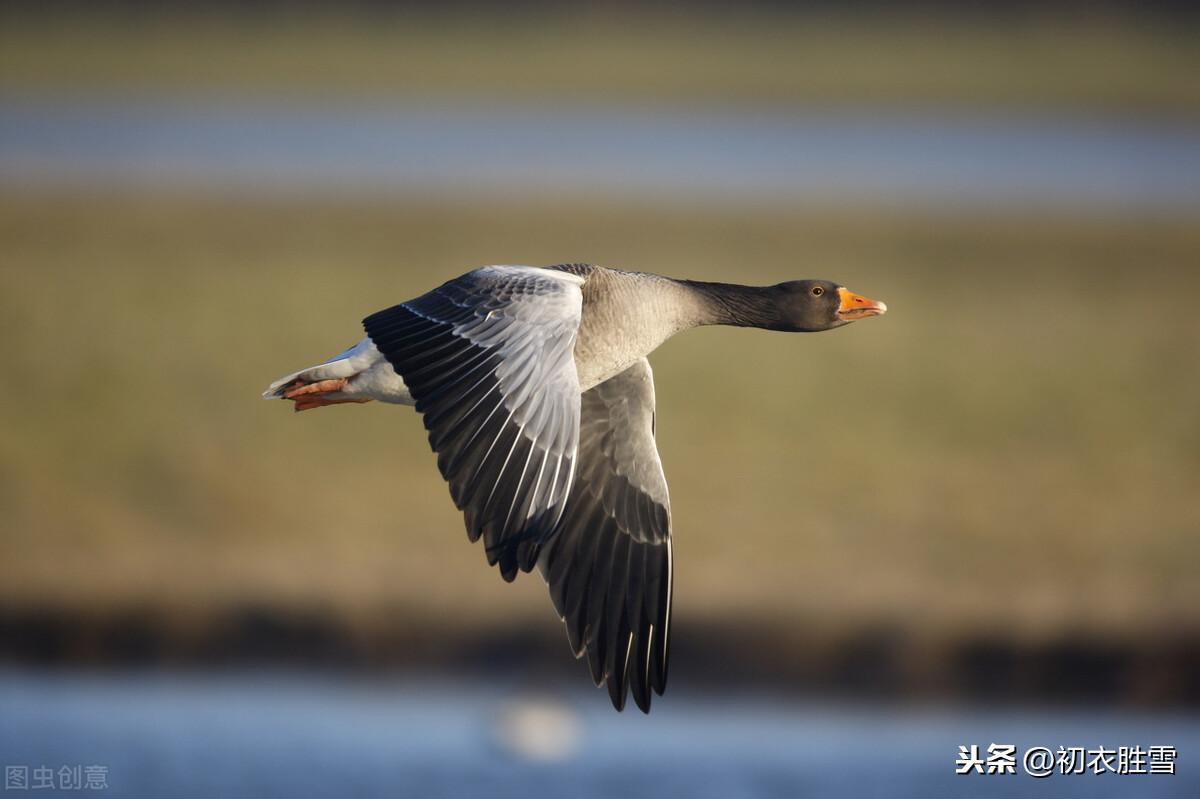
(2, 192, 1197, 673)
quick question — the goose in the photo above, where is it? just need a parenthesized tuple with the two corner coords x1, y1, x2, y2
(263, 263, 886, 712)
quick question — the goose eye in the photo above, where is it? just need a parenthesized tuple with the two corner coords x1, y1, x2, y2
(811, 286, 824, 296)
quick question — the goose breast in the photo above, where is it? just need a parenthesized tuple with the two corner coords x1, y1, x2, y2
(555, 265, 698, 391)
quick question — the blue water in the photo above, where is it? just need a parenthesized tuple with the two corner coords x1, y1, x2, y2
(2, 94, 1198, 210)
(0, 670, 1196, 798)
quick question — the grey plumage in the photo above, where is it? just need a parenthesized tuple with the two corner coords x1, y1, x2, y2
(365, 265, 676, 711)
(265, 262, 886, 713)
(364, 267, 584, 581)
(538, 358, 671, 711)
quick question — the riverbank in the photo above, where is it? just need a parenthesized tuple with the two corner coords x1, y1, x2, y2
(3, 600, 1197, 707)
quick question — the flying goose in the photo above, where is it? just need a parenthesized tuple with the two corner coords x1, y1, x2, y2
(263, 264, 886, 712)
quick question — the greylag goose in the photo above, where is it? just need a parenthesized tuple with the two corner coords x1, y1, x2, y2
(263, 264, 886, 712)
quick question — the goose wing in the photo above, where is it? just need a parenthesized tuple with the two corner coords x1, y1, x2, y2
(539, 358, 673, 713)
(364, 266, 584, 580)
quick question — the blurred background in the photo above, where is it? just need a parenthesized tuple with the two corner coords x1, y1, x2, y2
(2, 1, 1198, 796)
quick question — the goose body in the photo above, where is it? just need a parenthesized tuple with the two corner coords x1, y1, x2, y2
(263, 264, 885, 712)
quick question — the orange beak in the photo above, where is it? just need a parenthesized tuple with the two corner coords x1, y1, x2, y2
(837, 287, 888, 321)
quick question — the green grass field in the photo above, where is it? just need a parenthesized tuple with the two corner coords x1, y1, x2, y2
(3, 193, 1197, 648)
(2, 12, 1198, 115)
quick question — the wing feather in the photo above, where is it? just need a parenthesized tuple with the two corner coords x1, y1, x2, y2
(364, 266, 583, 581)
(366, 268, 672, 711)
(538, 358, 673, 712)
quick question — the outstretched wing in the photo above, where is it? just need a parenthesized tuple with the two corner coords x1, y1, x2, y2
(364, 266, 584, 581)
(538, 358, 673, 713)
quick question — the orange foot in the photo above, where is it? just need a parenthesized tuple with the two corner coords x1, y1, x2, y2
(283, 378, 372, 412)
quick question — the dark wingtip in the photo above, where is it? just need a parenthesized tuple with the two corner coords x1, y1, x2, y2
(607, 679, 628, 712)
(651, 662, 668, 695)
(586, 643, 605, 686)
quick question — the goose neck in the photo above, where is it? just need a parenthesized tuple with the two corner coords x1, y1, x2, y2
(678, 279, 784, 329)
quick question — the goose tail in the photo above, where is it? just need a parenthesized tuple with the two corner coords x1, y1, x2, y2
(262, 341, 367, 399)
(263, 337, 414, 410)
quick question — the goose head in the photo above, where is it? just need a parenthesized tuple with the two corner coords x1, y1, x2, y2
(770, 280, 887, 332)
